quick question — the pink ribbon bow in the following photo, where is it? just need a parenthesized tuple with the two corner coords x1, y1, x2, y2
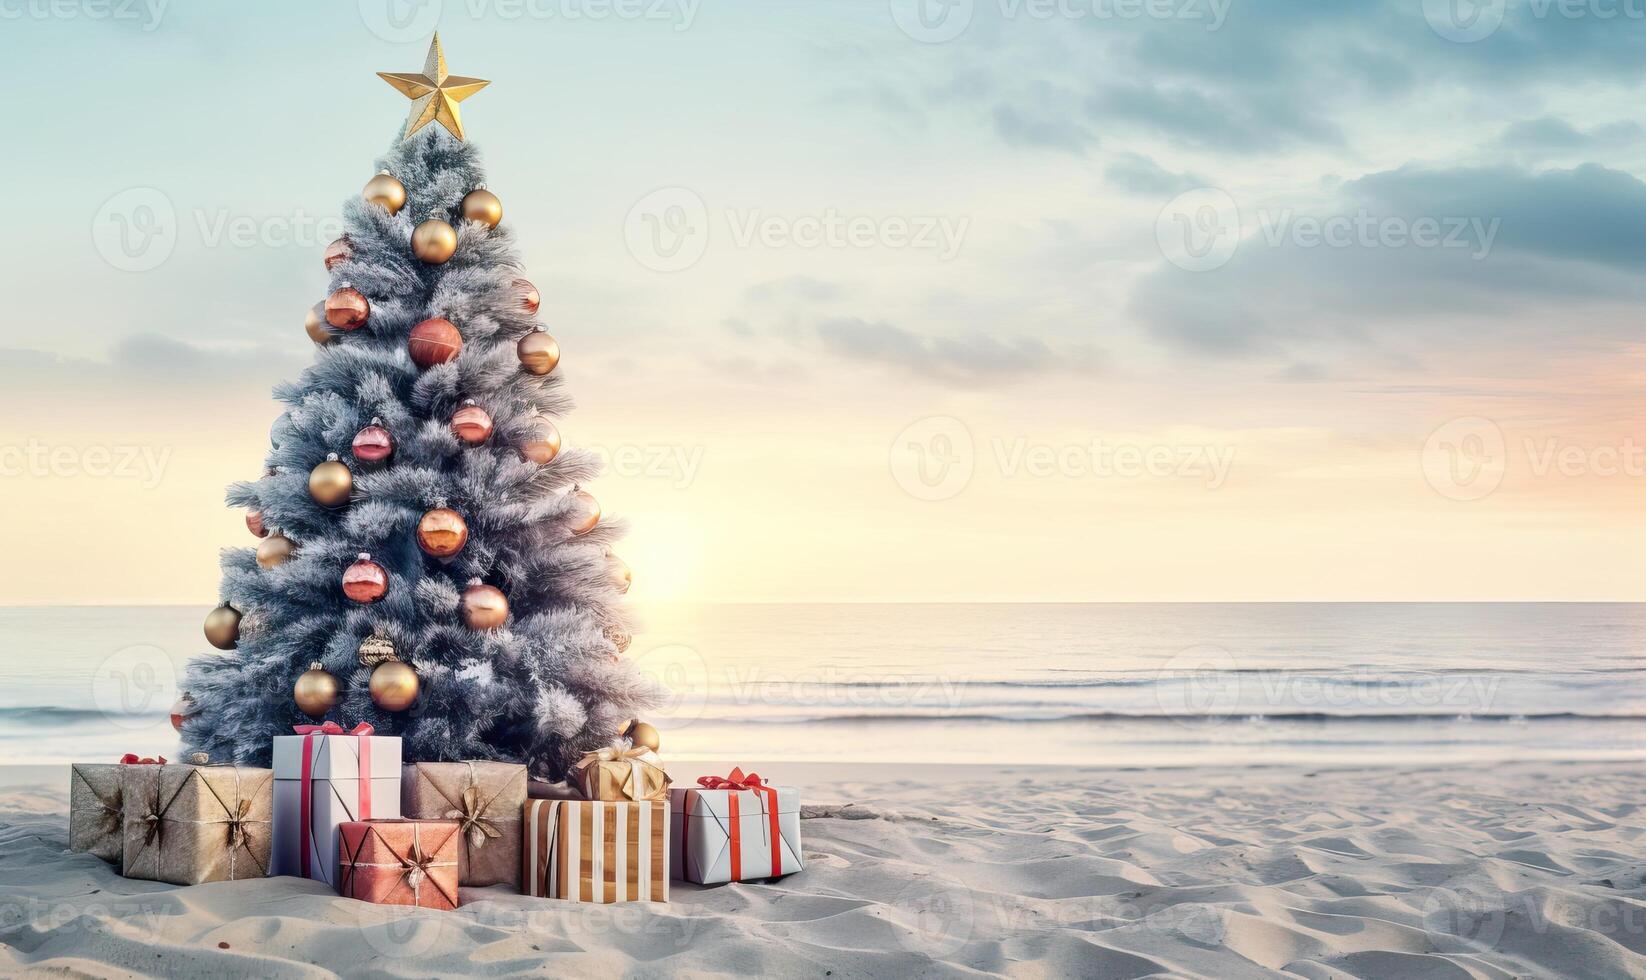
(119, 754, 167, 765)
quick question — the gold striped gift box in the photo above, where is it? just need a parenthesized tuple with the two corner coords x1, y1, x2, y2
(522, 799, 669, 903)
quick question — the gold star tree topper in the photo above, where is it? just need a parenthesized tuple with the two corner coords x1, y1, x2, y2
(378, 34, 490, 142)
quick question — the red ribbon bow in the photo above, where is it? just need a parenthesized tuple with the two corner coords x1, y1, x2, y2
(697, 767, 764, 791)
(687, 768, 783, 881)
(119, 754, 167, 765)
(293, 721, 374, 879)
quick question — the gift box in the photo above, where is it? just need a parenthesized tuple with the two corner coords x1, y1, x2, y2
(69, 758, 148, 862)
(401, 761, 526, 887)
(670, 769, 802, 884)
(271, 722, 401, 888)
(522, 798, 669, 903)
(120, 761, 273, 884)
(570, 744, 671, 803)
(338, 819, 462, 910)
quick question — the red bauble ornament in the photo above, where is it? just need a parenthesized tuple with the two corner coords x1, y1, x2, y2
(416, 508, 469, 558)
(342, 553, 389, 604)
(451, 400, 493, 445)
(246, 509, 268, 538)
(325, 287, 369, 330)
(352, 419, 394, 465)
(408, 317, 463, 369)
(516, 279, 540, 315)
(170, 693, 196, 733)
(461, 579, 509, 631)
(324, 237, 351, 271)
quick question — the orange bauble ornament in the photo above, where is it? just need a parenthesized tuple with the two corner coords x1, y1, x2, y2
(257, 532, 295, 569)
(416, 508, 469, 558)
(451, 400, 493, 445)
(323, 237, 351, 270)
(461, 579, 509, 631)
(203, 603, 241, 650)
(516, 278, 540, 315)
(608, 554, 632, 594)
(325, 287, 369, 330)
(517, 326, 560, 376)
(408, 317, 463, 369)
(412, 218, 458, 264)
(567, 489, 600, 535)
(521, 418, 561, 464)
(304, 302, 335, 345)
(342, 553, 389, 604)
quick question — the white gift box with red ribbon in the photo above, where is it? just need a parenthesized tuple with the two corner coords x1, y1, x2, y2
(669, 769, 802, 884)
(271, 723, 401, 888)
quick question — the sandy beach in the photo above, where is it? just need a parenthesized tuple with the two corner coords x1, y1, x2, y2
(2, 760, 1642, 978)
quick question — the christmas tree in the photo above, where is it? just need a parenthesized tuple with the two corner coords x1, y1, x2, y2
(182, 36, 657, 779)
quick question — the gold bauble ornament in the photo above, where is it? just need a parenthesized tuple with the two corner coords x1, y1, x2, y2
(609, 554, 632, 594)
(203, 603, 241, 650)
(308, 454, 353, 508)
(363, 171, 407, 215)
(377, 34, 491, 143)
(412, 219, 458, 264)
(461, 579, 509, 631)
(294, 661, 340, 719)
(521, 418, 561, 465)
(623, 720, 661, 753)
(358, 629, 398, 668)
(461, 187, 503, 228)
(568, 489, 600, 535)
(257, 532, 295, 569)
(369, 659, 420, 712)
(304, 301, 335, 345)
(517, 327, 560, 376)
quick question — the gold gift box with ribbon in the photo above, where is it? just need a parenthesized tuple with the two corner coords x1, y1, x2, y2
(401, 761, 526, 888)
(120, 762, 274, 885)
(570, 744, 671, 803)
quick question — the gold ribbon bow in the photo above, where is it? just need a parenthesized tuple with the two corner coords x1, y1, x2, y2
(575, 743, 668, 801)
(443, 784, 504, 852)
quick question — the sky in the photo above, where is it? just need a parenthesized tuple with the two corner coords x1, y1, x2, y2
(2, 0, 1644, 603)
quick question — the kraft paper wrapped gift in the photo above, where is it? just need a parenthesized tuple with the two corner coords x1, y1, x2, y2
(338, 819, 462, 910)
(271, 723, 401, 888)
(119, 762, 274, 884)
(69, 759, 143, 862)
(570, 744, 671, 803)
(401, 761, 526, 887)
(671, 769, 803, 884)
(522, 798, 669, 903)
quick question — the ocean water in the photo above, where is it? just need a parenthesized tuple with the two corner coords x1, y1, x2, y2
(2, 603, 1642, 768)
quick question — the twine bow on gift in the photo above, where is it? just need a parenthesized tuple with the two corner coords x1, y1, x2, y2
(444, 784, 504, 853)
(577, 743, 668, 801)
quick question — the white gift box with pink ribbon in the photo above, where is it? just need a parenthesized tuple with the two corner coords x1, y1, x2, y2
(271, 723, 401, 888)
(669, 769, 802, 884)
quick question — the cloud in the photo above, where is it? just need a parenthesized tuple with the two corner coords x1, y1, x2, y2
(992, 103, 1096, 153)
(1104, 153, 1207, 196)
(1497, 116, 1643, 153)
(744, 277, 846, 304)
(1129, 162, 1646, 360)
(1087, 82, 1341, 153)
(816, 317, 1098, 384)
